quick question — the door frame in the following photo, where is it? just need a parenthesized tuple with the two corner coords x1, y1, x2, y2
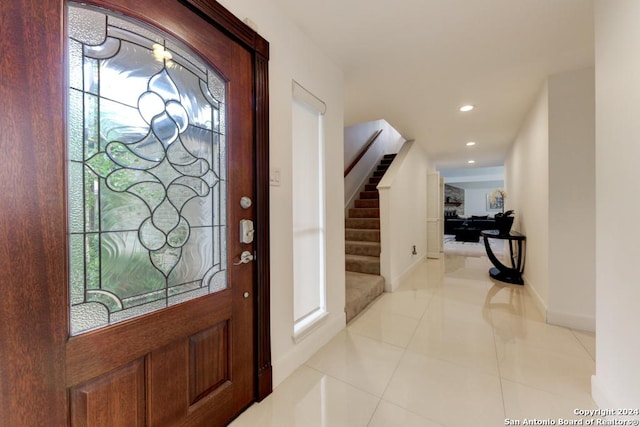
(0, 1, 271, 425)
(179, 0, 273, 404)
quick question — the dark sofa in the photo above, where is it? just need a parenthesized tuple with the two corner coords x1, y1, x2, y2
(444, 215, 497, 242)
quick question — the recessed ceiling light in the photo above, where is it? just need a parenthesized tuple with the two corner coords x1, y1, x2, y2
(466, 141, 476, 146)
(467, 160, 476, 164)
(459, 105, 474, 112)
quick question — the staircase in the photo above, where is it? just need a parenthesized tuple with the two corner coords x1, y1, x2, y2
(345, 154, 396, 322)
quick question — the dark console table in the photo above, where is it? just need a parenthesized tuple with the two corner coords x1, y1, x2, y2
(481, 230, 526, 285)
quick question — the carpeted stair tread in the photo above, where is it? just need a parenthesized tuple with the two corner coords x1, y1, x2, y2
(345, 272, 384, 323)
(346, 254, 380, 275)
(345, 228, 380, 242)
(345, 240, 381, 256)
(344, 153, 396, 323)
(360, 191, 379, 199)
(345, 218, 380, 229)
(354, 199, 379, 208)
(348, 207, 380, 218)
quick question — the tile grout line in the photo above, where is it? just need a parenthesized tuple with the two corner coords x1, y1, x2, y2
(364, 397, 383, 427)
(489, 298, 509, 421)
(367, 266, 435, 425)
(569, 328, 596, 363)
(303, 363, 383, 401)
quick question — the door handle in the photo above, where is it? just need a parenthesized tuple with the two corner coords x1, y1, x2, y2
(233, 251, 254, 265)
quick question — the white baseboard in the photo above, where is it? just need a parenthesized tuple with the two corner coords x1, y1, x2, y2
(271, 312, 345, 387)
(387, 254, 426, 292)
(522, 274, 595, 332)
(592, 374, 640, 409)
(522, 274, 548, 321)
(591, 374, 616, 408)
(547, 309, 595, 332)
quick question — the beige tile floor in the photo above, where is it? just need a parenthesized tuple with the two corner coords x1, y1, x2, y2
(231, 254, 598, 427)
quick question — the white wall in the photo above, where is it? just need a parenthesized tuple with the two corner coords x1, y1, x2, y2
(378, 141, 429, 291)
(505, 82, 550, 309)
(505, 69, 596, 332)
(344, 119, 405, 208)
(440, 166, 505, 183)
(592, 0, 640, 407)
(547, 68, 595, 331)
(440, 167, 505, 217)
(216, 0, 345, 387)
(464, 187, 500, 217)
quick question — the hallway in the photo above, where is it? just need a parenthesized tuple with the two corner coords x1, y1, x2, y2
(231, 254, 597, 426)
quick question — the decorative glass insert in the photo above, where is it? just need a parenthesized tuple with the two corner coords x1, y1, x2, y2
(67, 4, 227, 335)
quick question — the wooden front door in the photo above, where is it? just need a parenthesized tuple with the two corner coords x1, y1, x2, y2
(0, 1, 271, 426)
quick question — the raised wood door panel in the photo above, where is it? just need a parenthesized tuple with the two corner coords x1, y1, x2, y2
(0, 0, 271, 426)
(189, 321, 231, 404)
(70, 358, 146, 427)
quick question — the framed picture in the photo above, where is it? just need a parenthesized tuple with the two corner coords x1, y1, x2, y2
(487, 193, 503, 210)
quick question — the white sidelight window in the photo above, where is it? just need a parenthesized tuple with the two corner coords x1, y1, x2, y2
(292, 81, 327, 339)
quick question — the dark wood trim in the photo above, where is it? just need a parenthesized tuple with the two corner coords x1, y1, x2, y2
(344, 129, 384, 177)
(181, 0, 273, 404)
(179, 0, 272, 404)
(180, 0, 270, 58)
(254, 52, 272, 401)
(0, 0, 68, 425)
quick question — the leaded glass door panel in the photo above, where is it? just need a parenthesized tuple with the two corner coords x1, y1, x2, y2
(64, 2, 259, 426)
(68, 4, 228, 336)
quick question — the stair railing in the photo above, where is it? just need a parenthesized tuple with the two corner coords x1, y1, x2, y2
(344, 129, 383, 177)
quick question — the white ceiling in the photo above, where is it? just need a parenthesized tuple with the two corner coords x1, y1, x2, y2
(271, 0, 594, 171)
